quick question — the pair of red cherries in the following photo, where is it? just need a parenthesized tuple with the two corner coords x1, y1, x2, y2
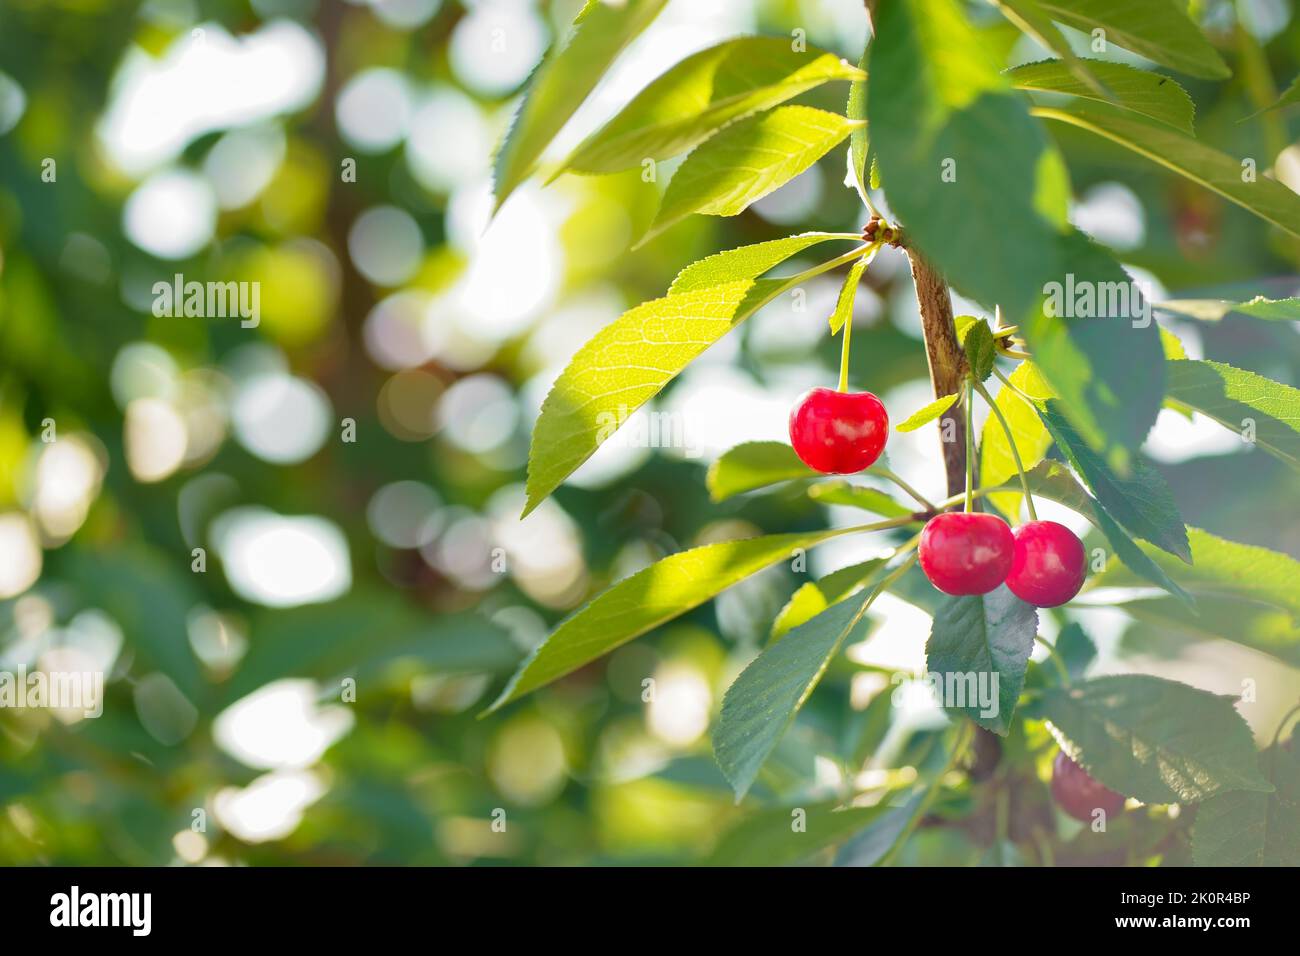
(789, 387, 1086, 607)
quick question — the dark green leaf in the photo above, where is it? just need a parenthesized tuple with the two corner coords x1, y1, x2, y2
(1038, 675, 1273, 804)
(1192, 742, 1300, 866)
(925, 585, 1038, 735)
(715, 593, 872, 799)
(1039, 400, 1190, 562)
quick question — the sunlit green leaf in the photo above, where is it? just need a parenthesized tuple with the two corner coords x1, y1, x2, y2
(670, 232, 860, 293)
(707, 440, 816, 501)
(487, 527, 856, 712)
(642, 105, 860, 244)
(558, 37, 861, 175)
(492, 0, 668, 211)
(771, 557, 889, 640)
(896, 392, 959, 433)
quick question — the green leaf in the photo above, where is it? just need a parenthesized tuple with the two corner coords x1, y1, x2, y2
(226, 596, 519, 703)
(959, 318, 996, 382)
(641, 105, 861, 244)
(1192, 742, 1300, 866)
(1095, 527, 1300, 622)
(991, 0, 1107, 96)
(557, 37, 862, 176)
(771, 558, 889, 640)
(715, 593, 872, 799)
(980, 362, 1053, 516)
(846, 45, 870, 199)
(1036, 0, 1230, 80)
(1165, 359, 1300, 470)
(868, 0, 1163, 461)
(706, 799, 896, 866)
(896, 392, 959, 432)
(868, 0, 1058, 324)
(1008, 59, 1195, 134)
(806, 480, 912, 517)
(1159, 326, 1188, 360)
(1033, 101, 1300, 240)
(1158, 296, 1300, 322)
(670, 232, 860, 293)
(925, 585, 1038, 735)
(707, 440, 817, 501)
(486, 527, 852, 712)
(1038, 400, 1190, 562)
(527, 249, 851, 515)
(492, 0, 668, 211)
(1037, 675, 1273, 804)
(828, 252, 873, 334)
(1021, 231, 1166, 460)
(1250, 74, 1300, 116)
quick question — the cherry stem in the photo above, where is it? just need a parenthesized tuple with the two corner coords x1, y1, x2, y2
(871, 466, 935, 512)
(1269, 700, 1300, 751)
(992, 364, 1038, 406)
(1035, 635, 1072, 686)
(963, 380, 975, 513)
(973, 378, 1038, 522)
(838, 296, 853, 393)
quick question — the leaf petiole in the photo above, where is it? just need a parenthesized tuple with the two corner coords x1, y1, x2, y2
(1035, 634, 1072, 686)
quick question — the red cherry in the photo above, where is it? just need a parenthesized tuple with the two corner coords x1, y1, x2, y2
(917, 512, 1014, 596)
(1005, 520, 1087, 608)
(1051, 751, 1126, 823)
(788, 386, 888, 474)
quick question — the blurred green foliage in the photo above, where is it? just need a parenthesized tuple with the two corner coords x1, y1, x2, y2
(0, 0, 1297, 866)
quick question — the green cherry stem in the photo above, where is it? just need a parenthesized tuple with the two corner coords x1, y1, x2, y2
(1035, 635, 1072, 686)
(838, 299, 853, 393)
(963, 380, 975, 513)
(870, 466, 936, 512)
(991, 364, 1038, 406)
(973, 378, 1038, 521)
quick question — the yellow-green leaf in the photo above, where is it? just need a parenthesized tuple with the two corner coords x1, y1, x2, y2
(557, 37, 862, 176)
(896, 393, 959, 432)
(492, 0, 668, 211)
(486, 527, 854, 713)
(641, 105, 861, 244)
